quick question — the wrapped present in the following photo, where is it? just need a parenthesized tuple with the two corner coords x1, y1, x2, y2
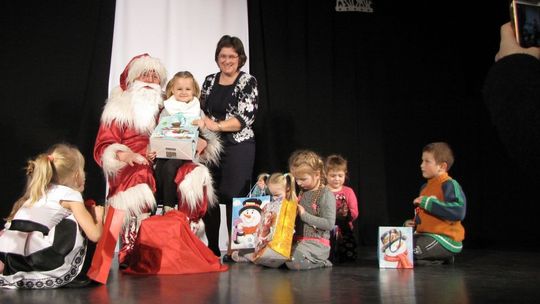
(252, 198, 297, 268)
(230, 195, 270, 250)
(378, 226, 414, 269)
(150, 113, 199, 160)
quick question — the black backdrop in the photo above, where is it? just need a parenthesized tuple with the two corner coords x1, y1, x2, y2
(1, 1, 537, 250)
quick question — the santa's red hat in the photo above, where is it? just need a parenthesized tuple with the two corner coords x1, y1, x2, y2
(119, 53, 168, 90)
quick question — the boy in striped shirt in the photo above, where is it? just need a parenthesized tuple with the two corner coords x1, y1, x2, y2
(404, 142, 466, 265)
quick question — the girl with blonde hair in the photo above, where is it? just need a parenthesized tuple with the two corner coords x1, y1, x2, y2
(266, 172, 297, 202)
(286, 150, 336, 270)
(0, 143, 103, 288)
(231, 172, 298, 263)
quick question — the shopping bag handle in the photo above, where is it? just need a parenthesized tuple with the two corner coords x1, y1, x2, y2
(248, 183, 263, 197)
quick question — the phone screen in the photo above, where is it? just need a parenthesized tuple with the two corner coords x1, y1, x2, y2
(512, 1, 540, 47)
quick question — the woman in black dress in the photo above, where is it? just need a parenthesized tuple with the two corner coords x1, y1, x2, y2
(198, 35, 258, 260)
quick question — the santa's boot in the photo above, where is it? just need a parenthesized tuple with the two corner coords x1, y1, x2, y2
(118, 216, 137, 268)
(118, 212, 151, 268)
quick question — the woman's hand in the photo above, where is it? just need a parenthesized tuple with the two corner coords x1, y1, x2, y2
(202, 116, 220, 132)
(117, 151, 149, 166)
(496, 22, 540, 61)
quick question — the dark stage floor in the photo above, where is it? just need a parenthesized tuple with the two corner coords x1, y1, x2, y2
(1, 247, 539, 304)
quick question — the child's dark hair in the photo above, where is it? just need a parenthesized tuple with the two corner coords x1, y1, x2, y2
(325, 154, 348, 173)
(423, 142, 454, 170)
(214, 35, 248, 69)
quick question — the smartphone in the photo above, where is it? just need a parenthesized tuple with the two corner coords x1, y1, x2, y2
(511, 0, 540, 47)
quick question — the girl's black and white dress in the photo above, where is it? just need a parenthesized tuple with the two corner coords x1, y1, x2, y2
(0, 185, 86, 289)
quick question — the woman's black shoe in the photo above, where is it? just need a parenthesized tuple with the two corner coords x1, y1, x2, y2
(222, 254, 235, 263)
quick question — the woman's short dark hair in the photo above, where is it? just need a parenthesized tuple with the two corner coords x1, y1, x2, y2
(214, 35, 247, 70)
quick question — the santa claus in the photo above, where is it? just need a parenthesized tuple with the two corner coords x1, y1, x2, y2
(93, 54, 219, 265)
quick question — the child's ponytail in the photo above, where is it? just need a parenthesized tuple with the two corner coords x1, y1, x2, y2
(5, 143, 83, 221)
(27, 154, 55, 203)
(283, 173, 298, 202)
(6, 154, 54, 221)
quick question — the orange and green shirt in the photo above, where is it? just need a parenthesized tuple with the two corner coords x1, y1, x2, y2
(415, 172, 466, 253)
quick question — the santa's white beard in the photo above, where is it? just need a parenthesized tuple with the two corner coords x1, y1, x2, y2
(129, 81, 163, 132)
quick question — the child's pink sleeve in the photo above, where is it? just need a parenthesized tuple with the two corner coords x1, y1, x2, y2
(345, 186, 359, 221)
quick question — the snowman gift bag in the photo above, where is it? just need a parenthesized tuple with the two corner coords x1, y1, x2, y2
(230, 196, 271, 249)
(378, 226, 414, 268)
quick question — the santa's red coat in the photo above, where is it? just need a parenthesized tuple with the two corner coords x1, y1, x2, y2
(93, 88, 158, 216)
(95, 122, 156, 198)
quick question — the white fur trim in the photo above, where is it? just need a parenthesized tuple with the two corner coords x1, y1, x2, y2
(127, 56, 168, 88)
(102, 143, 131, 177)
(197, 129, 223, 166)
(178, 164, 217, 214)
(101, 90, 159, 134)
(190, 218, 206, 239)
(110, 86, 123, 99)
(107, 183, 156, 217)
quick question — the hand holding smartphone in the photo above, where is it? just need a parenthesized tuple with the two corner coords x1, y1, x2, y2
(511, 0, 540, 47)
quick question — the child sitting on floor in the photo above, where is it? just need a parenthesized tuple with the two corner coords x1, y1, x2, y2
(232, 172, 297, 263)
(0, 143, 104, 289)
(404, 142, 466, 265)
(325, 154, 359, 263)
(286, 150, 336, 270)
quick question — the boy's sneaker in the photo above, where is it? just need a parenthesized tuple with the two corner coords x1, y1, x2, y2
(443, 256, 455, 265)
(415, 259, 444, 266)
(415, 256, 454, 266)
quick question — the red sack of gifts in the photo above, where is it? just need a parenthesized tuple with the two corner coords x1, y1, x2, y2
(123, 210, 228, 274)
(87, 206, 126, 284)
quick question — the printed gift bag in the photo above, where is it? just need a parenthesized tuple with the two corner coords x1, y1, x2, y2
(87, 206, 125, 284)
(378, 226, 414, 269)
(230, 195, 271, 250)
(252, 197, 297, 268)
